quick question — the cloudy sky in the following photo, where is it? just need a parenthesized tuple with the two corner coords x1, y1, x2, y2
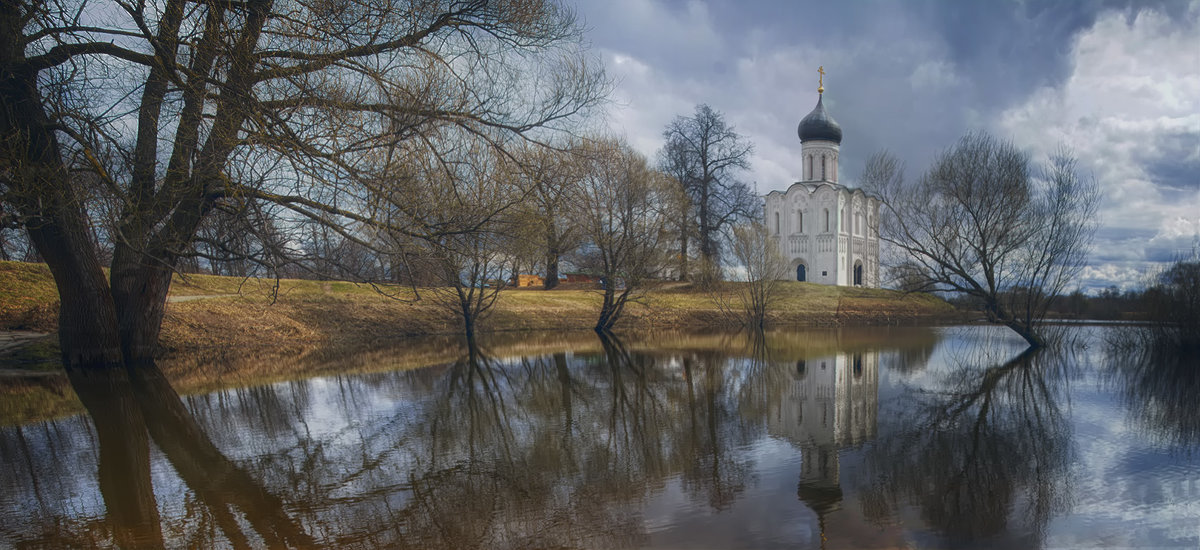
(571, 0, 1200, 292)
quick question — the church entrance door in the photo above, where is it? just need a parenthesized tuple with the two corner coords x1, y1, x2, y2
(797, 264, 807, 282)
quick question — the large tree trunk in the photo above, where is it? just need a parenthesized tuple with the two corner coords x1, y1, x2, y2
(110, 253, 176, 363)
(2, 10, 124, 370)
(544, 242, 560, 290)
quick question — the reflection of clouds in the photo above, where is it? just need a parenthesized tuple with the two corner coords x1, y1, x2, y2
(4, 327, 1199, 547)
(1054, 409, 1200, 547)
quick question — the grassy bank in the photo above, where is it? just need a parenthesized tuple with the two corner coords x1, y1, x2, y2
(1, 260, 958, 353)
(0, 259, 959, 424)
(0, 323, 947, 426)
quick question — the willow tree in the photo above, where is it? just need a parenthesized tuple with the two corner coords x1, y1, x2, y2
(865, 132, 1099, 348)
(574, 139, 669, 332)
(0, 0, 606, 370)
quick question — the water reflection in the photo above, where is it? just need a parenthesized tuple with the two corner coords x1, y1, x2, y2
(859, 344, 1075, 548)
(79, 363, 316, 548)
(1105, 329, 1200, 451)
(1, 327, 1198, 548)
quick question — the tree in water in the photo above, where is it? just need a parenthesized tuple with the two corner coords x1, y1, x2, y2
(863, 132, 1099, 348)
(574, 139, 670, 332)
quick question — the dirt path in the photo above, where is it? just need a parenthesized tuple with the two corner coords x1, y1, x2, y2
(167, 294, 238, 303)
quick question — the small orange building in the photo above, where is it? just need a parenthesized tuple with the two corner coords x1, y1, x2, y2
(515, 274, 545, 288)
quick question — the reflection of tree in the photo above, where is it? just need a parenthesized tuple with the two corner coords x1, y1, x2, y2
(68, 364, 316, 548)
(1105, 329, 1200, 451)
(5, 329, 942, 547)
(601, 333, 754, 511)
(881, 338, 937, 375)
(67, 369, 163, 549)
(859, 347, 1073, 545)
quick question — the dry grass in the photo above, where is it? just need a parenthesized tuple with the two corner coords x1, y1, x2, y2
(0, 262, 59, 331)
(1, 260, 959, 350)
(0, 260, 962, 424)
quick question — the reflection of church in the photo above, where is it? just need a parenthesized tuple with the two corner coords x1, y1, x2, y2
(766, 348, 880, 547)
(767, 350, 879, 453)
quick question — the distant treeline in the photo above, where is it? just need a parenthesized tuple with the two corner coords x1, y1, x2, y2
(933, 259, 1200, 324)
(1054, 260, 1199, 332)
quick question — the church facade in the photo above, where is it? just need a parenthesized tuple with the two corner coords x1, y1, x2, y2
(763, 78, 881, 287)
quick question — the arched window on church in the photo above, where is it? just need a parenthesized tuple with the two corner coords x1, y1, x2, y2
(821, 155, 826, 180)
(797, 211, 804, 234)
(807, 156, 813, 180)
(841, 208, 846, 232)
(774, 212, 780, 234)
(823, 208, 829, 232)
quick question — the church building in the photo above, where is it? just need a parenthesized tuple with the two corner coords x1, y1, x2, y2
(763, 71, 881, 287)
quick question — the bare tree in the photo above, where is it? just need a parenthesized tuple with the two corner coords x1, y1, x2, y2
(0, 0, 606, 370)
(864, 133, 1100, 348)
(659, 104, 756, 283)
(574, 139, 670, 331)
(509, 141, 586, 290)
(721, 221, 789, 329)
(1136, 259, 1200, 350)
(372, 137, 526, 337)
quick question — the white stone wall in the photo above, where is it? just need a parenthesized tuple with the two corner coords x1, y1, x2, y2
(765, 184, 881, 288)
(800, 140, 840, 184)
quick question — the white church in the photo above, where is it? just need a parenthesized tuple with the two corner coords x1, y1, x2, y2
(764, 72, 881, 287)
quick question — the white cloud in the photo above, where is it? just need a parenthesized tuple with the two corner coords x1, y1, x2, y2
(997, 6, 1200, 288)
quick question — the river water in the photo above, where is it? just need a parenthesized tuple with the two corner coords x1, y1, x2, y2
(1, 325, 1197, 549)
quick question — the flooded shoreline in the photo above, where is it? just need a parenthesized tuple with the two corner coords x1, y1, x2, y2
(2, 325, 1197, 548)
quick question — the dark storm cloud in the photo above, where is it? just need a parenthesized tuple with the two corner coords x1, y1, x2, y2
(580, 0, 1189, 183)
(915, 0, 1187, 103)
(1144, 131, 1200, 192)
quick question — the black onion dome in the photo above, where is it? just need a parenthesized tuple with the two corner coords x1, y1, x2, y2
(797, 94, 842, 144)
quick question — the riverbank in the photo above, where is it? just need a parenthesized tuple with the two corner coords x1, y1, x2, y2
(0, 259, 962, 424)
(1, 260, 959, 354)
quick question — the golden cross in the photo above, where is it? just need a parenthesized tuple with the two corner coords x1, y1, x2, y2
(818, 66, 825, 93)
